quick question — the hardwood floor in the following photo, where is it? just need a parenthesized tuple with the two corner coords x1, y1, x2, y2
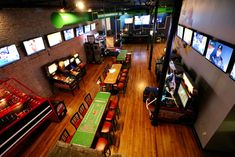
(17, 43, 202, 157)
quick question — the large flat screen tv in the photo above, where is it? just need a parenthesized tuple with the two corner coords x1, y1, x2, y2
(124, 18, 133, 24)
(47, 32, 63, 47)
(63, 28, 75, 41)
(47, 63, 58, 75)
(230, 63, 235, 81)
(134, 15, 150, 25)
(177, 25, 184, 39)
(23, 37, 45, 56)
(192, 32, 208, 55)
(0, 45, 20, 68)
(76, 27, 84, 36)
(84, 25, 91, 33)
(183, 28, 193, 45)
(134, 16, 142, 25)
(205, 39, 234, 72)
(91, 23, 96, 30)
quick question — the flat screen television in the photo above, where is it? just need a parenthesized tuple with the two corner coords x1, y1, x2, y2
(23, 37, 45, 56)
(48, 63, 58, 75)
(94, 33, 99, 39)
(177, 25, 184, 39)
(76, 27, 84, 36)
(178, 83, 189, 108)
(183, 28, 193, 45)
(75, 58, 81, 64)
(141, 15, 150, 25)
(47, 32, 63, 47)
(124, 17, 133, 24)
(192, 32, 208, 55)
(84, 25, 91, 33)
(205, 39, 234, 72)
(230, 63, 235, 80)
(70, 57, 75, 63)
(63, 28, 75, 41)
(134, 16, 142, 25)
(0, 45, 20, 68)
(91, 23, 96, 30)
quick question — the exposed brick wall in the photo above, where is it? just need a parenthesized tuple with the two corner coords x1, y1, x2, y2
(0, 8, 95, 97)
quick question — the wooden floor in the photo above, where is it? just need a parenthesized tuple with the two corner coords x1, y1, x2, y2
(17, 43, 203, 157)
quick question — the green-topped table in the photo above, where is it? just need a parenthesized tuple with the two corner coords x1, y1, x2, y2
(116, 50, 128, 62)
(70, 92, 111, 147)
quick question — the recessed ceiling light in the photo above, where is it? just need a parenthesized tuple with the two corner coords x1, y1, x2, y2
(76, 1, 85, 10)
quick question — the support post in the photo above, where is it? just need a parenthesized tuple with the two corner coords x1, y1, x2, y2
(151, 0, 183, 126)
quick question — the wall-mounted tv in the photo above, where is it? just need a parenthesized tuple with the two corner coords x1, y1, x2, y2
(75, 58, 81, 65)
(63, 28, 75, 41)
(84, 25, 91, 33)
(192, 32, 208, 55)
(124, 17, 133, 24)
(91, 23, 96, 30)
(230, 63, 235, 81)
(177, 25, 184, 39)
(47, 32, 63, 47)
(183, 28, 193, 45)
(178, 83, 189, 108)
(205, 39, 234, 72)
(23, 37, 45, 56)
(76, 27, 84, 36)
(134, 15, 150, 25)
(0, 45, 20, 68)
(64, 59, 70, 67)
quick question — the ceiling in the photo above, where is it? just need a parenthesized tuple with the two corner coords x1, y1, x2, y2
(0, 0, 174, 12)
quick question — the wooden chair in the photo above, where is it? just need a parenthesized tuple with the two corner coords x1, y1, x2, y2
(59, 128, 73, 143)
(84, 93, 93, 107)
(78, 103, 88, 117)
(70, 112, 83, 129)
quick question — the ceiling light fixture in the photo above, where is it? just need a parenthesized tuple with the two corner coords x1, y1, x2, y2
(88, 8, 92, 12)
(76, 1, 85, 11)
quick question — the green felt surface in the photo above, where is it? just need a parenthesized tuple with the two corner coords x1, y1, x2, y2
(70, 92, 111, 147)
(117, 50, 127, 61)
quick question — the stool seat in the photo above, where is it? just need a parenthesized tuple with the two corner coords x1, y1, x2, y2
(110, 95, 119, 106)
(117, 82, 124, 89)
(122, 69, 128, 73)
(95, 137, 108, 152)
(121, 73, 127, 77)
(101, 121, 112, 133)
(119, 76, 126, 82)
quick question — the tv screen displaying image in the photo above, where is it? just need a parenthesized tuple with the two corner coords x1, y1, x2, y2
(23, 37, 45, 56)
(141, 15, 150, 25)
(0, 45, 20, 68)
(48, 63, 58, 75)
(91, 23, 96, 30)
(63, 29, 75, 41)
(205, 40, 234, 72)
(178, 83, 189, 108)
(64, 59, 70, 67)
(134, 16, 142, 25)
(124, 18, 133, 24)
(84, 25, 91, 33)
(76, 27, 84, 36)
(47, 32, 62, 47)
(192, 32, 207, 55)
(177, 25, 184, 39)
(75, 58, 81, 64)
(183, 28, 193, 45)
(230, 63, 235, 80)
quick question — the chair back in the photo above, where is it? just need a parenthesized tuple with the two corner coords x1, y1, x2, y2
(78, 103, 88, 117)
(59, 128, 70, 142)
(84, 93, 93, 107)
(70, 112, 82, 129)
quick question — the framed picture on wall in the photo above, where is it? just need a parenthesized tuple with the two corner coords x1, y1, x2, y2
(192, 32, 208, 55)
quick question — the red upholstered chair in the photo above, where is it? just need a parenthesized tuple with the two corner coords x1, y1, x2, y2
(101, 121, 114, 145)
(95, 137, 111, 157)
(59, 128, 73, 143)
(105, 110, 117, 131)
(78, 103, 88, 117)
(109, 95, 120, 119)
(70, 112, 83, 129)
(84, 93, 93, 107)
(113, 82, 126, 95)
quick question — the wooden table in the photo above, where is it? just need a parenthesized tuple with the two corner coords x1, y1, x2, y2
(116, 50, 127, 62)
(70, 92, 111, 147)
(104, 64, 122, 84)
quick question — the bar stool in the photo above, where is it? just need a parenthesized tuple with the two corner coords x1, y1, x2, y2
(84, 93, 93, 107)
(100, 121, 115, 145)
(95, 137, 111, 157)
(70, 112, 83, 129)
(109, 95, 120, 119)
